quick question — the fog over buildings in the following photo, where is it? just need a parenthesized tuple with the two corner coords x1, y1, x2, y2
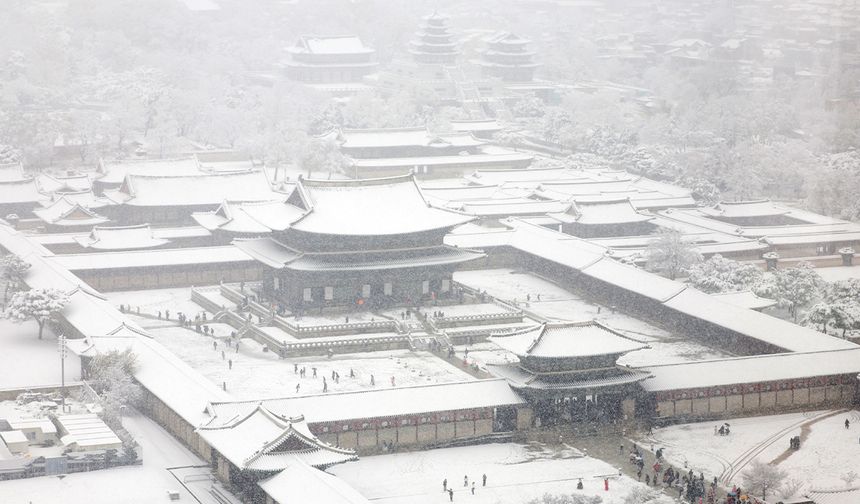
(0, 1, 859, 503)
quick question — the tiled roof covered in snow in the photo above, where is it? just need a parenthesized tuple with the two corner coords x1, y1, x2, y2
(489, 321, 647, 359)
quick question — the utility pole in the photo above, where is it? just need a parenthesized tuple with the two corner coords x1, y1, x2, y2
(58, 334, 66, 412)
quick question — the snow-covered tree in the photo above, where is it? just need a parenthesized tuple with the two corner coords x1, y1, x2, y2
(88, 349, 142, 430)
(742, 460, 787, 502)
(4, 288, 68, 339)
(804, 300, 860, 337)
(0, 144, 20, 164)
(511, 95, 546, 118)
(841, 470, 859, 487)
(645, 229, 703, 280)
(493, 130, 523, 150)
(676, 176, 721, 205)
(824, 278, 860, 303)
(1, 253, 31, 304)
(755, 262, 823, 322)
(1, 254, 30, 285)
(622, 487, 676, 504)
(298, 136, 348, 178)
(687, 254, 763, 293)
(525, 493, 602, 504)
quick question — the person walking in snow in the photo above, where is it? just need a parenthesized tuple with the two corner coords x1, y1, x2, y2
(846, 419, 851, 429)
(448, 488, 453, 501)
(295, 383, 300, 393)
(370, 374, 375, 386)
(323, 378, 328, 393)
(312, 367, 317, 378)
(443, 478, 447, 492)
(482, 474, 486, 487)
(471, 482, 475, 495)
(464, 475, 468, 487)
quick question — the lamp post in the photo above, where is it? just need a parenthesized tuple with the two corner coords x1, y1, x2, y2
(58, 334, 66, 412)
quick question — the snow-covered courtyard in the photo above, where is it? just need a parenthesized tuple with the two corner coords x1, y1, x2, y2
(0, 319, 81, 389)
(104, 286, 209, 321)
(330, 442, 670, 504)
(643, 409, 860, 495)
(147, 324, 474, 399)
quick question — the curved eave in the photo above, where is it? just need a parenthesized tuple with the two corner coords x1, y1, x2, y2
(488, 363, 652, 391)
(288, 215, 475, 237)
(283, 247, 486, 272)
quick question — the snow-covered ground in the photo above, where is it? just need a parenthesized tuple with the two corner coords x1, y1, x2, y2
(0, 409, 229, 504)
(148, 325, 474, 399)
(644, 410, 860, 495)
(455, 269, 734, 366)
(330, 442, 668, 504)
(104, 287, 210, 321)
(0, 319, 81, 389)
(817, 265, 860, 282)
(431, 303, 515, 317)
(290, 310, 380, 327)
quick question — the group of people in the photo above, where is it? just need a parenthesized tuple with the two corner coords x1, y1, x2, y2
(291, 362, 376, 394)
(441, 474, 487, 501)
(627, 444, 720, 503)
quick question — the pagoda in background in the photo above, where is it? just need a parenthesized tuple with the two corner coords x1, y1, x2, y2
(408, 12, 460, 65)
(473, 32, 540, 82)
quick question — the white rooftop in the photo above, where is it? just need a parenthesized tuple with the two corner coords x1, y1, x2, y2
(73, 224, 170, 250)
(0, 431, 27, 445)
(642, 348, 860, 392)
(289, 36, 375, 55)
(489, 321, 647, 358)
(290, 175, 473, 236)
(104, 171, 280, 207)
(97, 156, 204, 185)
(340, 128, 484, 150)
(206, 379, 525, 425)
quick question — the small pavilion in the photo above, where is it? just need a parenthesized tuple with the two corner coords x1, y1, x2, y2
(487, 321, 651, 424)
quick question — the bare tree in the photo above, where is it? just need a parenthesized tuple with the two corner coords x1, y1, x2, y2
(645, 229, 703, 280)
(742, 460, 788, 502)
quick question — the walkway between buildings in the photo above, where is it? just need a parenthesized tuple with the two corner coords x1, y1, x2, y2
(528, 423, 730, 502)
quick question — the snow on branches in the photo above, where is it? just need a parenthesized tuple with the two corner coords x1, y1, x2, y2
(645, 229, 703, 280)
(4, 288, 69, 339)
(687, 254, 763, 294)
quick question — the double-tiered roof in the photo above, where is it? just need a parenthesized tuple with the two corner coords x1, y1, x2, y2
(487, 321, 651, 395)
(234, 175, 483, 273)
(473, 32, 540, 82)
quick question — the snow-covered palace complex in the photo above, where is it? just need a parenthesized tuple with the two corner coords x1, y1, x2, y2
(2, 155, 860, 504)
